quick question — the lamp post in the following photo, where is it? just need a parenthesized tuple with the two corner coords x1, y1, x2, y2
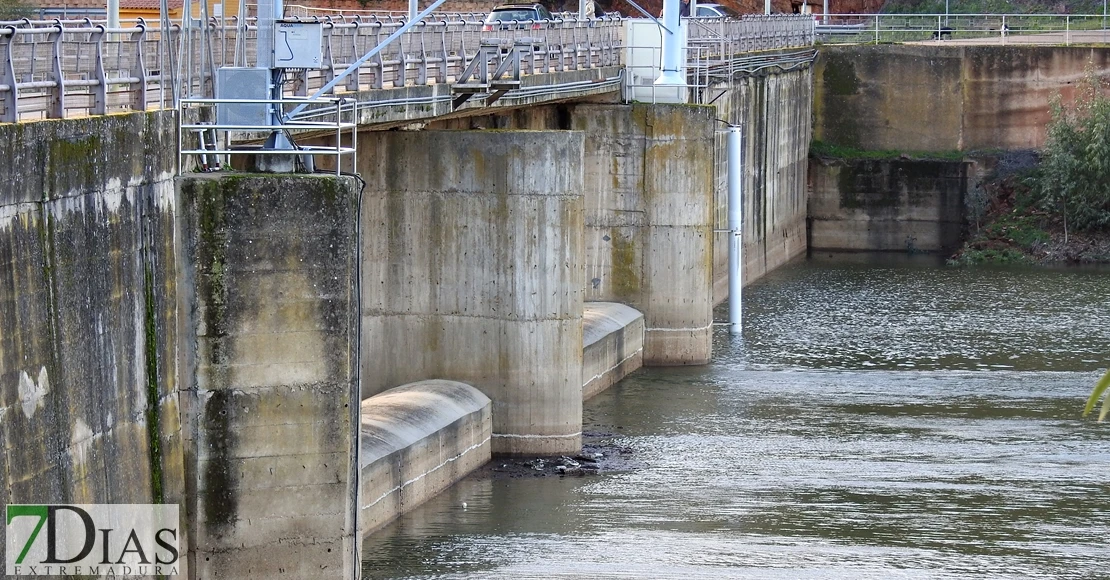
(945, 0, 949, 25)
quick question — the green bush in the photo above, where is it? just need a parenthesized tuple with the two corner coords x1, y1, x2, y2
(1036, 67, 1110, 237)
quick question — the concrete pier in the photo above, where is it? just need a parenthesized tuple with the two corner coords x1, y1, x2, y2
(358, 130, 585, 456)
(575, 103, 716, 366)
(176, 174, 361, 579)
(360, 380, 491, 535)
(582, 303, 644, 400)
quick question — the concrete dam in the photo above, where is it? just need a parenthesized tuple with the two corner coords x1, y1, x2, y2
(2, 18, 1106, 577)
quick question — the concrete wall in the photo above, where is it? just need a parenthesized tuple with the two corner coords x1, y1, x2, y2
(582, 303, 644, 400)
(809, 158, 968, 253)
(358, 130, 585, 456)
(0, 112, 186, 569)
(574, 103, 716, 366)
(814, 45, 1110, 152)
(360, 380, 491, 535)
(712, 67, 813, 301)
(176, 174, 361, 579)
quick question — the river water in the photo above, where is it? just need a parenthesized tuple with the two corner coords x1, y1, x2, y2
(363, 256, 1110, 579)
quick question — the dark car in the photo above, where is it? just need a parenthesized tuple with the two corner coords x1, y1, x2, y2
(483, 3, 556, 30)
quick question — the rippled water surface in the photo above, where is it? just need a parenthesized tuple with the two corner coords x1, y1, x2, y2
(363, 257, 1110, 579)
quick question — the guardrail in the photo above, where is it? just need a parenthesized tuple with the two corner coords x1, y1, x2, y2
(0, 19, 174, 122)
(0, 13, 625, 122)
(178, 95, 356, 174)
(686, 14, 815, 55)
(815, 13, 1110, 45)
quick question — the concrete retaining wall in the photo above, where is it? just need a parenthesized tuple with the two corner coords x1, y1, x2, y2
(573, 103, 716, 366)
(360, 380, 491, 535)
(808, 158, 969, 253)
(814, 45, 1110, 152)
(582, 303, 644, 400)
(712, 67, 813, 301)
(0, 112, 186, 569)
(176, 174, 361, 579)
(358, 130, 585, 456)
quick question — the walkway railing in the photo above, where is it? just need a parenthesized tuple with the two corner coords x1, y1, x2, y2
(816, 13, 1110, 45)
(686, 14, 815, 55)
(0, 19, 175, 122)
(0, 13, 625, 122)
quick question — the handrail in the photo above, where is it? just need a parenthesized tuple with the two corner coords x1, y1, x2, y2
(178, 95, 357, 175)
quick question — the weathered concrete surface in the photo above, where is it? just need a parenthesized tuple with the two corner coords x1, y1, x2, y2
(582, 302, 644, 400)
(359, 130, 585, 456)
(814, 45, 1110, 152)
(574, 103, 716, 366)
(808, 158, 968, 253)
(0, 111, 186, 569)
(360, 380, 491, 535)
(712, 66, 813, 301)
(176, 174, 361, 579)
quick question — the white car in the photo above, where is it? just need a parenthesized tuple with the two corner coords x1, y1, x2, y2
(693, 3, 737, 17)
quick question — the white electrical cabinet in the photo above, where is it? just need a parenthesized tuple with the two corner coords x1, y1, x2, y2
(274, 21, 324, 69)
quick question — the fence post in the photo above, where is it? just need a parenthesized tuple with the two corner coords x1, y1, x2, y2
(92, 26, 107, 115)
(132, 25, 148, 111)
(0, 29, 16, 123)
(49, 26, 66, 118)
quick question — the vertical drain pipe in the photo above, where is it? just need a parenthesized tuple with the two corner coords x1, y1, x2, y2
(727, 125, 743, 335)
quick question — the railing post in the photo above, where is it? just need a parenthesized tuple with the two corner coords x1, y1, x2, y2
(92, 25, 107, 115)
(436, 19, 449, 83)
(1066, 15, 1070, 45)
(0, 29, 17, 123)
(416, 21, 428, 85)
(131, 25, 148, 111)
(49, 26, 65, 118)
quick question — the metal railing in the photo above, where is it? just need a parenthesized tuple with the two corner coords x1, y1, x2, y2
(815, 13, 1110, 45)
(178, 95, 357, 174)
(0, 19, 175, 121)
(1, 13, 626, 122)
(686, 14, 815, 55)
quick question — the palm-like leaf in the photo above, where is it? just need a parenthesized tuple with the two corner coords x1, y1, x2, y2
(1083, 368, 1110, 421)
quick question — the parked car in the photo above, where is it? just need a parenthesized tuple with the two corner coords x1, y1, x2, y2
(483, 3, 556, 30)
(693, 3, 737, 17)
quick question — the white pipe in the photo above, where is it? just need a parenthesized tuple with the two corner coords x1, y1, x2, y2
(655, 0, 683, 86)
(727, 126, 743, 336)
(107, 0, 119, 29)
(409, 0, 418, 20)
(765, 0, 771, 14)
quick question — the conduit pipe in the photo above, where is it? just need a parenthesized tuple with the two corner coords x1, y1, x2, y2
(727, 125, 743, 335)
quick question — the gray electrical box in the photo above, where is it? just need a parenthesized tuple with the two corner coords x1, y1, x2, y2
(274, 21, 324, 69)
(216, 67, 271, 126)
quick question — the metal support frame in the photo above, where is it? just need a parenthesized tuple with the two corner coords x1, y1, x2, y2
(451, 38, 531, 108)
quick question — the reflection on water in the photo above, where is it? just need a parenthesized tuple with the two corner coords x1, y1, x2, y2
(363, 257, 1110, 579)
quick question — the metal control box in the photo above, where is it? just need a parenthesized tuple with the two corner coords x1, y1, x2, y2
(215, 67, 271, 126)
(274, 21, 324, 69)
